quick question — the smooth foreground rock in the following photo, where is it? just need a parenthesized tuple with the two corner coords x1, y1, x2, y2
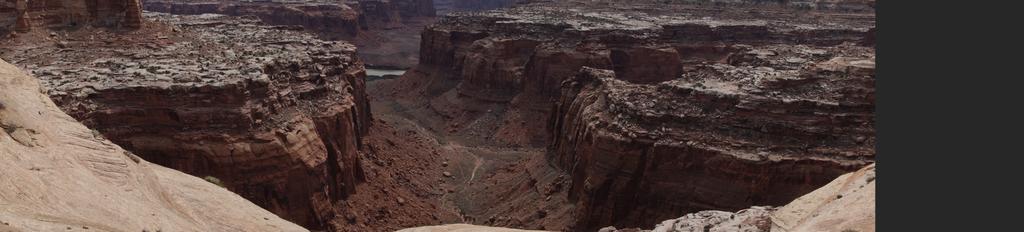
(0, 59, 306, 231)
(770, 163, 876, 232)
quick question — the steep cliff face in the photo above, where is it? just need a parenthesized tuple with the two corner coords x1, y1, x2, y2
(386, 1, 874, 230)
(403, 2, 873, 146)
(2, 0, 143, 34)
(142, 0, 438, 69)
(550, 56, 874, 228)
(1, 13, 370, 230)
(143, 0, 436, 38)
(142, 0, 364, 36)
(433, 0, 518, 14)
(1, 58, 307, 231)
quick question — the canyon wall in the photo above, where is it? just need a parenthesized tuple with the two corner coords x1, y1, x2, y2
(394, 1, 875, 230)
(1, 13, 370, 230)
(2, 0, 142, 34)
(0, 58, 307, 232)
(600, 164, 876, 232)
(432, 0, 876, 14)
(143, 0, 436, 38)
(433, 0, 518, 13)
(142, 0, 363, 36)
(408, 2, 874, 146)
(551, 60, 873, 229)
(141, 0, 439, 68)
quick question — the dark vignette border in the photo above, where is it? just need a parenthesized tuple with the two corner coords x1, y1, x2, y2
(880, 0, 1023, 231)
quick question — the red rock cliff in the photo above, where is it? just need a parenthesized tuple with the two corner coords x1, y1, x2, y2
(1, 57, 308, 231)
(142, 0, 437, 38)
(2, 0, 143, 34)
(394, 1, 875, 230)
(404, 2, 873, 147)
(550, 58, 874, 229)
(1, 14, 370, 230)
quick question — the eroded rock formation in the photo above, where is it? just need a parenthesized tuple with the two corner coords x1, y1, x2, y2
(401, 0, 874, 145)
(1, 13, 370, 230)
(142, 0, 439, 69)
(383, 1, 875, 230)
(1, 0, 144, 34)
(143, 0, 436, 38)
(433, 0, 518, 14)
(0, 58, 306, 232)
(552, 58, 873, 229)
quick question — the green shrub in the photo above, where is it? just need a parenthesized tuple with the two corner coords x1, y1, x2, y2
(203, 176, 225, 188)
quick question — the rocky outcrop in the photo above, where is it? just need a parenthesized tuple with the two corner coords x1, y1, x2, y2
(433, 0, 518, 13)
(551, 53, 874, 228)
(388, 1, 874, 230)
(402, 1, 873, 144)
(600, 164, 876, 232)
(143, 0, 437, 38)
(1, 0, 144, 34)
(0, 58, 307, 231)
(141, 0, 439, 68)
(124, 0, 143, 28)
(1, 13, 370, 230)
(143, 0, 364, 37)
(13, 10, 28, 32)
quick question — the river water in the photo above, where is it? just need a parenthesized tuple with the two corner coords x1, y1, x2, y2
(366, 68, 407, 77)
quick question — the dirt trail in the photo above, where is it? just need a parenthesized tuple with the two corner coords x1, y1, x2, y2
(467, 154, 483, 183)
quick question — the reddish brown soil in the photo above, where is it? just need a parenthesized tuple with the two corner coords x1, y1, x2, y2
(331, 117, 462, 231)
(367, 73, 578, 231)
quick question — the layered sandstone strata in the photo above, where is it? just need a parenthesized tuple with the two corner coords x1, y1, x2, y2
(389, 1, 874, 230)
(0, 59, 306, 231)
(1, 0, 143, 34)
(405, 1, 873, 146)
(433, 0, 518, 14)
(142, 0, 438, 68)
(143, 0, 436, 37)
(142, 0, 363, 36)
(1, 13, 370, 230)
(551, 54, 873, 228)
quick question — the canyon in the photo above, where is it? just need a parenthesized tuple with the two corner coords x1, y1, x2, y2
(377, 0, 875, 230)
(1, 0, 875, 231)
(1, 56, 305, 231)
